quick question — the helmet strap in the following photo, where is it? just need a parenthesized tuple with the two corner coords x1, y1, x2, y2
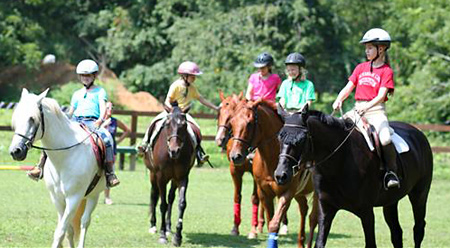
(370, 45, 381, 73)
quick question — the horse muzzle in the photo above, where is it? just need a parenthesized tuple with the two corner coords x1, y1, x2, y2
(168, 147, 181, 159)
(230, 151, 246, 165)
(274, 161, 292, 185)
(9, 144, 28, 161)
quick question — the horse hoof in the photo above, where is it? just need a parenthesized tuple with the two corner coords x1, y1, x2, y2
(279, 224, 288, 235)
(247, 232, 257, 239)
(257, 224, 264, 233)
(148, 226, 157, 234)
(166, 231, 172, 237)
(230, 226, 239, 236)
(158, 237, 168, 244)
(172, 236, 182, 247)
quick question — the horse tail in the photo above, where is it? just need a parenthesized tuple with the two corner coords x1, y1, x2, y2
(72, 199, 86, 242)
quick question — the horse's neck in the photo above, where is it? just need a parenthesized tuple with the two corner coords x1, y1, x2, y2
(40, 109, 81, 151)
(254, 106, 282, 170)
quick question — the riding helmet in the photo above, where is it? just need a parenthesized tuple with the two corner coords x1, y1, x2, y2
(285, 52, 306, 67)
(253, 52, 274, 68)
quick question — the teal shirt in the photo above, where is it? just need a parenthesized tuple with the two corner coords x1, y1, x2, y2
(71, 86, 107, 118)
(276, 79, 315, 110)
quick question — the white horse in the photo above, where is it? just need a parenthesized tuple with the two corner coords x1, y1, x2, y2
(9, 89, 105, 248)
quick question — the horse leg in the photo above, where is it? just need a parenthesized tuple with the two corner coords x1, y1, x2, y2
(306, 193, 319, 248)
(172, 178, 189, 247)
(149, 172, 159, 234)
(382, 202, 402, 248)
(51, 196, 83, 248)
(315, 202, 337, 248)
(267, 193, 292, 248)
(166, 181, 177, 236)
(158, 180, 168, 244)
(294, 195, 308, 248)
(77, 195, 100, 248)
(230, 166, 243, 236)
(257, 201, 265, 234)
(279, 213, 289, 235)
(408, 184, 430, 248)
(249, 178, 259, 239)
(359, 209, 376, 248)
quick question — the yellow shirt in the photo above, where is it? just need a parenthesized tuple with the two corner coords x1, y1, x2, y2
(166, 79, 200, 110)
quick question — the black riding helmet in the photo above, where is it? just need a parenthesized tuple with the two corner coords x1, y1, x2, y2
(285, 52, 306, 67)
(253, 52, 274, 68)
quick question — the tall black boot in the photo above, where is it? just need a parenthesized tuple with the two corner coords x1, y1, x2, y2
(105, 162, 120, 188)
(381, 143, 400, 189)
(27, 152, 47, 181)
(196, 145, 210, 167)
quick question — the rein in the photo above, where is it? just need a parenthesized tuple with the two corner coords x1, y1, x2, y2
(14, 104, 98, 151)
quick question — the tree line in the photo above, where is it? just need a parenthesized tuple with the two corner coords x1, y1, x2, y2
(0, 0, 449, 123)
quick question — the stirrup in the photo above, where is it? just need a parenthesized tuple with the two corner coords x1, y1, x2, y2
(384, 171, 400, 190)
(106, 173, 120, 188)
(27, 167, 43, 181)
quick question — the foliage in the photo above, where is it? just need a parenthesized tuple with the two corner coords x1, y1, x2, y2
(0, 0, 449, 120)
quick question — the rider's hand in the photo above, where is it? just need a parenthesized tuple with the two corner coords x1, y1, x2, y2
(355, 104, 368, 115)
(94, 119, 103, 128)
(332, 100, 342, 110)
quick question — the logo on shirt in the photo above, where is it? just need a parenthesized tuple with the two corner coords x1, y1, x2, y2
(358, 72, 380, 88)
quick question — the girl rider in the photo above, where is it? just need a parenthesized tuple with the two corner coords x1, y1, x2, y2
(332, 28, 400, 189)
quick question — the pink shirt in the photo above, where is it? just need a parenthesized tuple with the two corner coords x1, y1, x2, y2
(349, 61, 394, 101)
(248, 73, 281, 101)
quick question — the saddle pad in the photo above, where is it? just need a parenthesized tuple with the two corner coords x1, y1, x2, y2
(149, 117, 197, 150)
(343, 111, 409, 154)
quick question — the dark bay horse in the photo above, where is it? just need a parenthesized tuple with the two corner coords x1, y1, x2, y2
(274, 105, 433, 248)
(143, 104, 196, 246)
(215, 91, 268, 238)
(229, 99, 318, 248)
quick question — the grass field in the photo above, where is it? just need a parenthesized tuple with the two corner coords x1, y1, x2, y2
(1, 108, 450, 247)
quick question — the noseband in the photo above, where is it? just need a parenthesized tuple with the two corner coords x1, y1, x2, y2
(14, 104, 45, 148)
(278, 123, 313, 176)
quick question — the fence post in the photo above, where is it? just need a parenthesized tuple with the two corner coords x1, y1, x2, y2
(129, 112, 138, 171)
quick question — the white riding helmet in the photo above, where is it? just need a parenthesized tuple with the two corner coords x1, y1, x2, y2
(359, 28, 391, 48)
(76, 59, 99, 74)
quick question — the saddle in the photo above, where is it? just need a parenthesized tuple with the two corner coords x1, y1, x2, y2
(80, 124, 105, 196)
(146, 117, 199, 152)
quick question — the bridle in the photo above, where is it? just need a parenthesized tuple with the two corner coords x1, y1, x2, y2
(165, 112, 187, 148)
(14, 103, 96, 151)
(279, 118, 357, 176)
(231, 106, 259, 153)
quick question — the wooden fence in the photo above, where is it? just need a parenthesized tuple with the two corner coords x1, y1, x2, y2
(1, 102, 450, 170)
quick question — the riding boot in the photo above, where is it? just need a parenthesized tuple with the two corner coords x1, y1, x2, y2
(381, 143, 400, 189)
(196, 145, 210, 167)
(27, 152, 47, 181)
(105, 162, 120, 188)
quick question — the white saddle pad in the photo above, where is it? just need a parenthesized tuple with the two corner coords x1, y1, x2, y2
(149, 117, 197, 150)
(343, 113, 409, 154)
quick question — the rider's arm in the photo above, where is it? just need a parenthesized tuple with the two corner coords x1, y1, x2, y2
(95, 98, 107, 127)
(67, 106, 75, 118)
(245, 83, 253, 100)
(356, 87, 389, 113)
(116, 119, 130, 144)
(332, 81, 355, 110)
(198, 95, 219, 112)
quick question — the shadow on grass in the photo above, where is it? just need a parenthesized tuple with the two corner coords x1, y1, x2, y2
(185, 232, 352, 247)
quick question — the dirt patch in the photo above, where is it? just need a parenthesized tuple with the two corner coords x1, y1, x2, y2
(0, 63, 163, 111)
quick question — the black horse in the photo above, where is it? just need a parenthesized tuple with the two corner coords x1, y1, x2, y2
(274, 105, 433, 248)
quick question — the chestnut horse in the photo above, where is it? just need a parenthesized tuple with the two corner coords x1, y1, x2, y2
(143, 104, 196, 247)
(216, 91, 268, 238)
(274, 105, 433, 248)
(228, 100, 318, 248)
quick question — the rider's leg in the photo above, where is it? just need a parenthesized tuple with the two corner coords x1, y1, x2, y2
(101, 128, 120, 187)
(186, 114, 209, 166)
(105, 161, 120, 187)
(364, 103, 399, 189)
(138, 112, 168, 153)
(27, 152, 47, 180)
(381, 143, 400, 188)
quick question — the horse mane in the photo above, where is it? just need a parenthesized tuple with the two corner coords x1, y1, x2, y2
(308, 110, 354, 130)
(256, 100, 282, 122)
(278, 109, 353, 146)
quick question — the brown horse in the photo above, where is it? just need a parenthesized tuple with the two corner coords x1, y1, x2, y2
(229, 99, 318, 248)
(143, 104, 196, 247)
(215, 91, 269, 238)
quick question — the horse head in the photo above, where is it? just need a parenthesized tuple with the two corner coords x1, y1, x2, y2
(215, 91, 244, 147)
(275, 104, 312, 185)
(165, 102, 188, 159)
(9, 88, 49, 161)
(229, 99, 266, 165)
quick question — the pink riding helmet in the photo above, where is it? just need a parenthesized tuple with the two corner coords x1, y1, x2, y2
(177, 61, 203, 76)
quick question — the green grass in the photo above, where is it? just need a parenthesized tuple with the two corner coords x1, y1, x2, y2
(1, 108, 450, 247)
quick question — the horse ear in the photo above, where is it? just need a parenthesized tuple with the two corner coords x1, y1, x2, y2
(277, 103, 289, 120)
(37, 88, 49, 104)
(301, 103, 309, 114)
(164, 104, 171, 113)
(21, 88, 29, 98)
(219, 90, 225, 101)
(238, 91, 244, 99)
